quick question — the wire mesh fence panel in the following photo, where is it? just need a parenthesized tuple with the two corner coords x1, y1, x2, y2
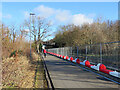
(71, 47, 76, 59)
(47, 41, 119, 71)
(87, 44, 101, 65)
(78, 45, 86, 62)
(102, 42, 119, 70)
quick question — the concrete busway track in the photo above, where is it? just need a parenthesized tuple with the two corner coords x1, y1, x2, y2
(44, 54, 119, 88)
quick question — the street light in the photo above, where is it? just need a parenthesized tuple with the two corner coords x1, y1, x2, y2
(30, 13, 35, 16)
(30, 13, 35, 58)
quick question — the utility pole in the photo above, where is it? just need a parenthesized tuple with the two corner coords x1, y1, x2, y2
(30, 13, 35, 58)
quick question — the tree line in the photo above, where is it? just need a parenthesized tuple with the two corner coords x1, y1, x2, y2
(1, 15, 52, 59)
(1, 17, 120, 58)
(53, 19, 119, 47)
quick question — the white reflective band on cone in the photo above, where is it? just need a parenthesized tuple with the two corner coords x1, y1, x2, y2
(109, 71, 120, 78)
(91, 63, 101, 71)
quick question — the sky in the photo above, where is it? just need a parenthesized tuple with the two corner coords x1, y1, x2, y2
(1, 2, 118, 41)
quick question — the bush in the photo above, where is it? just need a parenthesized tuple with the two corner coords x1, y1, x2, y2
(39, 43, 43, 52)
(9, 50, 23, 57)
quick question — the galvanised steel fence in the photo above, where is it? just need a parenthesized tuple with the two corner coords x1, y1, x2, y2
(47, 41, 120, 71)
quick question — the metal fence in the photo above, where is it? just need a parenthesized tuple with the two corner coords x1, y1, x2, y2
(47, 41, 120, 71)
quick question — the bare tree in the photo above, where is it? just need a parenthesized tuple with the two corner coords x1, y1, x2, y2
(7, 24, 18, 44)
(24, 15, 52, 51)
(37, 16, 52, 41)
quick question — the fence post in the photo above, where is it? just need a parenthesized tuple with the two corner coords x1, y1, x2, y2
(71, 47, 72, 57)
(58, 48, 59, 54)
(61, 48, 62, 55)
(86, 45, 87, 60)
(57, 48, 58, 54)
(66, 47, 67, 56)
(62, 48, 63, 55)
(100, 43, 102, 63)
(62, 48, 64, 55)
(77, 46, 79, 58)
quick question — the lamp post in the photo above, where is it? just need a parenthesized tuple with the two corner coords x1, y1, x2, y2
(30, 13, 35, 58)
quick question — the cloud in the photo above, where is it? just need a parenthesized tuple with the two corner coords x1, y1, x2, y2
(0, 13, 2, 21)
(24, 11, 29, 19)
(0, 13, 2, 17)
(26, 5, 94, 26)
(72, 14, 93, 26)
(87, 13, 96, 18)
(34, 5, 55, 18)
(3, 14, 12, 19)
(55, 10, 71, 22)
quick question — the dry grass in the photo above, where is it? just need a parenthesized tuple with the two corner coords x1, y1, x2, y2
(1, 22, 47, 89)
(1, 36, 31, 59)
(1, 28, 47, 88)
(2, 51, 44, 88)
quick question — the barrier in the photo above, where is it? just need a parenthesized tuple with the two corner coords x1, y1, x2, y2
(60, 55, 62, 58)
(85, 60, 94, 68)
(65, 56, 69, 60)
(85, 60, 90, 66)
(99, 64, 113, 74)
(72, 58, 81, 63)
(100, 69, 113, 74)
(58, 55, 61, 57)
(68, 57, 71, 61)
(109, 71, 120, 78)
(99, 64, 106, 71)
(63, 56, 66, 59)
(56, 54, 58, 56)
(62, 56, 65, 59)
(91, 63, 101, 71)
(76, 58, 81, 64)
(70, 57, 74, 62)
(72, 58, 77, 63)
(80, 60, 87, 65)
(47, 52, 120, 78)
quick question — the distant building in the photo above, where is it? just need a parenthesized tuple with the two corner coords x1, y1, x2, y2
(42, 39, 56, 49)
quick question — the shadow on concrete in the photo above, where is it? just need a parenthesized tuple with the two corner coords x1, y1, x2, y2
(44, 55, 115, 85)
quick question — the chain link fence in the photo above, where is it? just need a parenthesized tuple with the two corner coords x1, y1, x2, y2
(47, 41, 120, 71)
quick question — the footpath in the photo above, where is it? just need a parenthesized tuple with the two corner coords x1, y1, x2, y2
(44, 54, 118, 88)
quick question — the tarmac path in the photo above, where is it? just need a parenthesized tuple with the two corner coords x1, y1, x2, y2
(44, 54, 119, 88)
